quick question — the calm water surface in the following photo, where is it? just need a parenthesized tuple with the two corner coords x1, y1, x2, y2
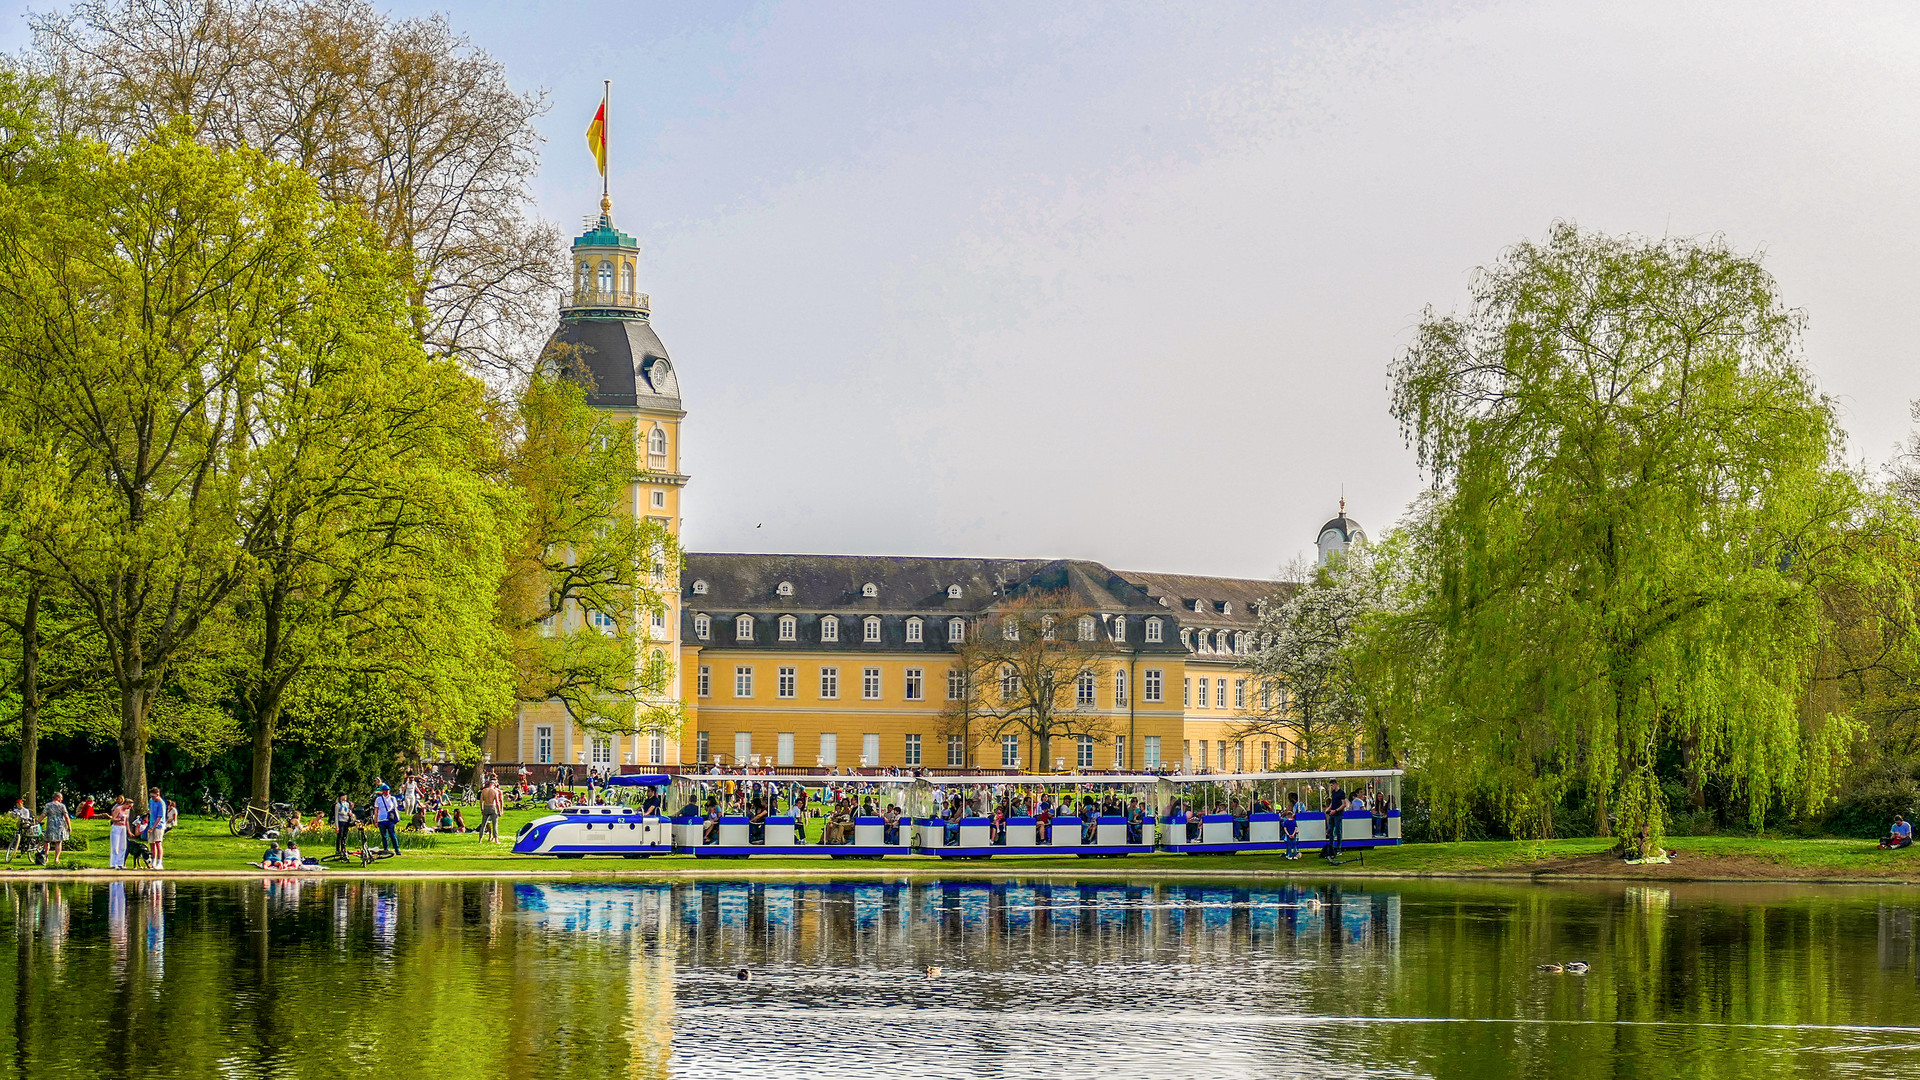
(3, 875, 1920, 1078)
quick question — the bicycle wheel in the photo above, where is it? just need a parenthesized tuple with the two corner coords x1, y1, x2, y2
(228, 810, 253, 838)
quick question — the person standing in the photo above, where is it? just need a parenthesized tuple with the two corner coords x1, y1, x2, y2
(479, 780, 504, 843)
(146, 788, 169, 869)
(42, 792, 72, 864)
(4, 798, 32, 863)
(373, 785, 400, 854)
(333, 793, 356, 857)
(108, 796, 132, 869)
(1323, 782, 1349, 861)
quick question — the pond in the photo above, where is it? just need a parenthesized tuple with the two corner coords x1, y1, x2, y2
(3, 875, 1918, 1078)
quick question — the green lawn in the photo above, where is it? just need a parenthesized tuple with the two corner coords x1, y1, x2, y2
(5, 814, 1917, 880)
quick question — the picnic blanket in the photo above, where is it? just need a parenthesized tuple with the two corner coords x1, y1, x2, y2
(249, 861, 329, 872)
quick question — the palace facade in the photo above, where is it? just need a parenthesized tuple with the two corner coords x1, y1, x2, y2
(482, 195, 1364, 776)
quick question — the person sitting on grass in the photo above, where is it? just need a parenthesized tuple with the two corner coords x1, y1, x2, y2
(1881, 815, 1913, 850)
(451, 807, 469, 833)
(435, 806, 455, 832)
(282, 840, 304, 868)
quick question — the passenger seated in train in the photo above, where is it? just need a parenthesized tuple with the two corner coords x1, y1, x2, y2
(989, 806, 1008, 846)
(1232, 800, 1252, 842)
(1081, 801, 1099, 844)
(748, 802, 768, 845)
(1126, 799, 1146, 844)
(677, 795, 700, 819)
(1035, 804, 1052, 844)
(822, 804, 854, 845)
(943, 801, 963, 846)
(882, 804, 902, 845)
(702, 802, 722, 845)
(641, 788, 664, 815)
(1185, 805, 1203, 842)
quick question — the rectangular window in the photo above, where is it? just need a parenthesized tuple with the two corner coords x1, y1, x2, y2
(904, 733, 922, 766)
(820, 733, 838, 767)
(591, 609, 616, 634)
(590, 735, 611, 765)
(535, 725, 553, 764)
(734, 666, 753, 698)
(904, 668, 924, 701)
(777, 732, 795, 766)
(698, 665, 711, 697)
(1261, 742, 1271, 771)
(778, 617, 796, 641)
(1216, 681, 1227, 710)
(822, 618, 839, 643)
(1197, 739, 1208, 772)
(651, 488, 666, 508)
(1144, 735, 1162, 768)
(1184, 678, 1192, 707)
(864, 618, 881, 643)
(1114, 670, 1128, 706)
(1145, 619, 1163, 643)
(906, 619, 923, 643)
(651, 734, 664, 766)
(1234, 741, 1244, 772)
(650, 609, 667, 635)
(1198, 678, 1209, 708)
(734, 732, 751, 764)
(1114, 735, 1125, 769)
(1001, 734, 1020, 769)
(1234, 679, 1247, 709)
(1144, 669, 1163, 702)
(820, 667, 839, 699)
(1076, 671, 1095, 706)
(1261, 685, 1272, 710)
(862, 733, 880, 767)
(947, 668, 965, 701)
(1182, 740, 1191, 768)
(948, 618, 965, 643)
(1217, 742, 1227, 771)
(863, 667, 882, 700)
(696, 730, 710, 764)
(778, 665, 796, 698)
(1077, 735, 1094, 769)
(947, 734, 965, 767)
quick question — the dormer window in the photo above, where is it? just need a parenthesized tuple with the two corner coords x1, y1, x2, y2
(1222, 601, 1233, 616)
(1145, 617, 1163, 643)
(693, 613, 710, 640)
(863, 616, 882, 642)
(1180, 628, 1192, 648)
(1111, 616, 1126, 643)
(1077, 615, 1095, 642)
(691, 579, 708, 595)
(1004, 620, 1019, 642)
(735, 614, 754, 641)
(948, 618, 966, 643)
(906, 617, 923, 643)
(777, 581, 794, 597)
(862, 582, 878, 598)
(822, 618, 840, 643)
(1193, 599, 1205, 614)
(947, 584, 962, 599)
(778, 615, 797, 641)
(1158, 596, 1170, 608)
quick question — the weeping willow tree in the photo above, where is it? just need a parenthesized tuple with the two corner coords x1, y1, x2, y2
(1380, 224, 1863, 847)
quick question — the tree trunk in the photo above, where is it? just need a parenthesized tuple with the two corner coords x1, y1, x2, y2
(1037, 732, 1051, 774)
(119, 681, 150, 803)
(16, 583, 39, 812)
(248, 694, 280, 811)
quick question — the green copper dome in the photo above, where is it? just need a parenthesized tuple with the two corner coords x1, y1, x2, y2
(573, 212, 638, 250)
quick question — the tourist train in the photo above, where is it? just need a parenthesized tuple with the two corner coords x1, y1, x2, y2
(511, 768, 1402, 859)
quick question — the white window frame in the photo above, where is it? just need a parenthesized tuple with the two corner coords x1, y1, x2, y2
(590, 735, 612, 766)
(906, 617, 923, 642)
(1001, 734, 1020, 769)
(862, 733, 880, 767)
(1144, 735, 1161, 768)
(1197, 677, 1209, 709)
(734, 666, 753, 698)
(1114, 669, 1128, 706)
(1076, 671, 1095, 706)
(696, 730, 710, 763)
(947, 734, 965, 767)
(1234, 678, 1247, 709)
(820, 666, 839, 699)
(535, 725, 554, 764)
(1077, 615, 1095, 641)
(777, 732, 795, 766)
(946, 668, 965, 701)
(904, 667, 924, 701)
(697, 665, 711, 697)
(1145, 618, 1163, 643)
(1112, 616, 1126, 643)
(1003, 619, 1019, 642)
(862, 666, 882, 700)
(650, 489, 666, 509)
(863, 616, 882, 643)
(777, 581, 794, 597)
(693, 612, 710, 640)
(947, 584, 962, 599)
(734, 731, 751, 764)
(948, 618, 966, 643)
(778, 665, 797, 698)
(819, 733, 838, 767)
(778, 615, 797, 641)
(1077, 735, 1094, 769)
(649, 427, 668, 456)
(822, 618, 840, 643)
(1144, 669, 1163, 703)
(862, 582, 878, 597)
(1216, 680, 1227, 710)
(692, 579, 708, 595)
(904, 733, 922, 766)
(735, 614, 754, 641)
(591, 609, 616, 634)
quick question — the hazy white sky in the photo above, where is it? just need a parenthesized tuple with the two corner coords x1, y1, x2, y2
(6, 1, 1918, 577)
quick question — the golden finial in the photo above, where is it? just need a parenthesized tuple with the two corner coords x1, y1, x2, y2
(600, 193, 613, 221)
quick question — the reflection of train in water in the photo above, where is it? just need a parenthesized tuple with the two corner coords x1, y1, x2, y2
(511, 769, 1402, 859)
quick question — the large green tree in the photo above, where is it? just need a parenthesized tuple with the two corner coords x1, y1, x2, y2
(1381, 225, 1861, 846)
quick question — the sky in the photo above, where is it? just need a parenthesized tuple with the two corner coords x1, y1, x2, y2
(5, 0, 1917, 577)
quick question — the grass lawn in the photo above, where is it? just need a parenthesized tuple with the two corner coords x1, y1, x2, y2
(5, 814, 1918, 881)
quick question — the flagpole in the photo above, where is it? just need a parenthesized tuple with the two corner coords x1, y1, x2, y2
(602, 79, 610, 204)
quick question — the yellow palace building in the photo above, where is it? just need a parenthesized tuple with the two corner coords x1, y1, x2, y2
(482, 191, 1365, 777)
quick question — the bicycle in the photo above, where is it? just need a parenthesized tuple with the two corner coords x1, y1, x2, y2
(228, 801, 298, 839)
(203, 790, 235, 819)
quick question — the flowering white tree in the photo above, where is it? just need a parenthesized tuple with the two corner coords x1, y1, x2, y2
(1235, 551, 1380, 767)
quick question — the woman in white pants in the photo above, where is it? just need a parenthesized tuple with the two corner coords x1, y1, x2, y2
(108, 796, 131, 869)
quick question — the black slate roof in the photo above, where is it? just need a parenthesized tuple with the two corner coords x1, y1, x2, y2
(548, 316, 681, 410)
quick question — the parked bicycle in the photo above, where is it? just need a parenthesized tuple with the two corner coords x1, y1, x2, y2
(228, 801, 300, 839)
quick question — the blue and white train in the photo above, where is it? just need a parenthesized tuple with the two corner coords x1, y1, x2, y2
(512, 768, 1403, 859)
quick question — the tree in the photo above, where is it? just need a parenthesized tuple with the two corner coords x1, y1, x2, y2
(1236, 557, 1369, 767)
(497, 365, 682, 750)
(1381, 224, 1861, 847)
(26, 0, 558, 376)
(939, 592, 1113, 772)
(0, 128, 433, 799)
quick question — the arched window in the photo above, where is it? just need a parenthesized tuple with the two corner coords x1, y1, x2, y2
(691, 579, 708, 595)
(693, 613, 710, 640)
(777, 581, 793, 597)
(576, 261, 590, 292)
(620, 262, 634, 295)
(1077, 615, 1095, 642)
(648, 427, 668, 456)
(947, 584, 963, 599)
(1042, 615, 1056, 641)
(948, 618, 966, 643)
(863, 616, 882, 642)
(862, 582, 878, 598)
(778, 615, 797, 641)
(1003, 619, 1020, 642)
(1111, 616, 1126, 643)
(598, 260, 613, 293)
(734, 614, 754, 641)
